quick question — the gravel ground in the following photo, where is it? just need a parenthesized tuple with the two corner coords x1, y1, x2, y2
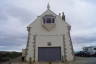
(1, 57, 96, 64)
(72, 57, 96, 64)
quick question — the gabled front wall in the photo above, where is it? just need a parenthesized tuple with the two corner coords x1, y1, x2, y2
(28, 16, 67, 35)
(26, 10, 74, 62)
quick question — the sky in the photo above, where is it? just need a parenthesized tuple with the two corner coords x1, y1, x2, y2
(0, 0, 96, 52)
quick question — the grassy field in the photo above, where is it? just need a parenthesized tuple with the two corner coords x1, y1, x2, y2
(0, 51, 21, 62)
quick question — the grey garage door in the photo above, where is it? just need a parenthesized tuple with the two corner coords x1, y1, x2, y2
(38, 47, 61, 62)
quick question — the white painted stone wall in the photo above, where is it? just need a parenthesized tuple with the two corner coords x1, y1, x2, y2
(35, 35, 64, 61)
(26, 8, 74, 62)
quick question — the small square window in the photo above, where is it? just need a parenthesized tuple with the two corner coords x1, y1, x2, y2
(43, 15, 55, 24)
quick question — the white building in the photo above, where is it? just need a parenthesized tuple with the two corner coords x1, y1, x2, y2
(25, 4, 74, 63)
(83, 46, 96, 55)
(22, 49, 27, 57)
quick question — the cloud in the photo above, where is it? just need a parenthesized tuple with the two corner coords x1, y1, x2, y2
(82, 0, 96, 4)
(0, 0, 34, 51)
(7, 6, 34, 24)
(0, 0, 96, 51)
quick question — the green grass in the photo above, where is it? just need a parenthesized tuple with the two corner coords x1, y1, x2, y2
(0, 51, 22, 62)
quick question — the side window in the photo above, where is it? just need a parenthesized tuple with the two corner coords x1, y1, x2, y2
(43, 15, 55, 24)
(46, 18, 51, 23)
(94, 48, 96, 50)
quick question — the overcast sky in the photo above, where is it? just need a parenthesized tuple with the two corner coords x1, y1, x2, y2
(0, 0, 96, 52)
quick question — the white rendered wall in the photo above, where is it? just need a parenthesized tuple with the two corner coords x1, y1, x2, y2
(26, 10, 74, 62)
(35, 35, 64, 61)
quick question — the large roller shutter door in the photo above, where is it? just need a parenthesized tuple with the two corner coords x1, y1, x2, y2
(38, 47, 61, 61)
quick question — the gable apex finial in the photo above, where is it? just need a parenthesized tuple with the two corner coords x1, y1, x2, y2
(47, 3, 50, 10)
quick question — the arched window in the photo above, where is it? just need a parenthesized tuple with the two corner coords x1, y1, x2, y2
(43, 15, 55, 24)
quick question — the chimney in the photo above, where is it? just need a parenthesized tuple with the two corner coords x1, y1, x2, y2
(62, 12, 65, 21)
(59, 13, 61, 16)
